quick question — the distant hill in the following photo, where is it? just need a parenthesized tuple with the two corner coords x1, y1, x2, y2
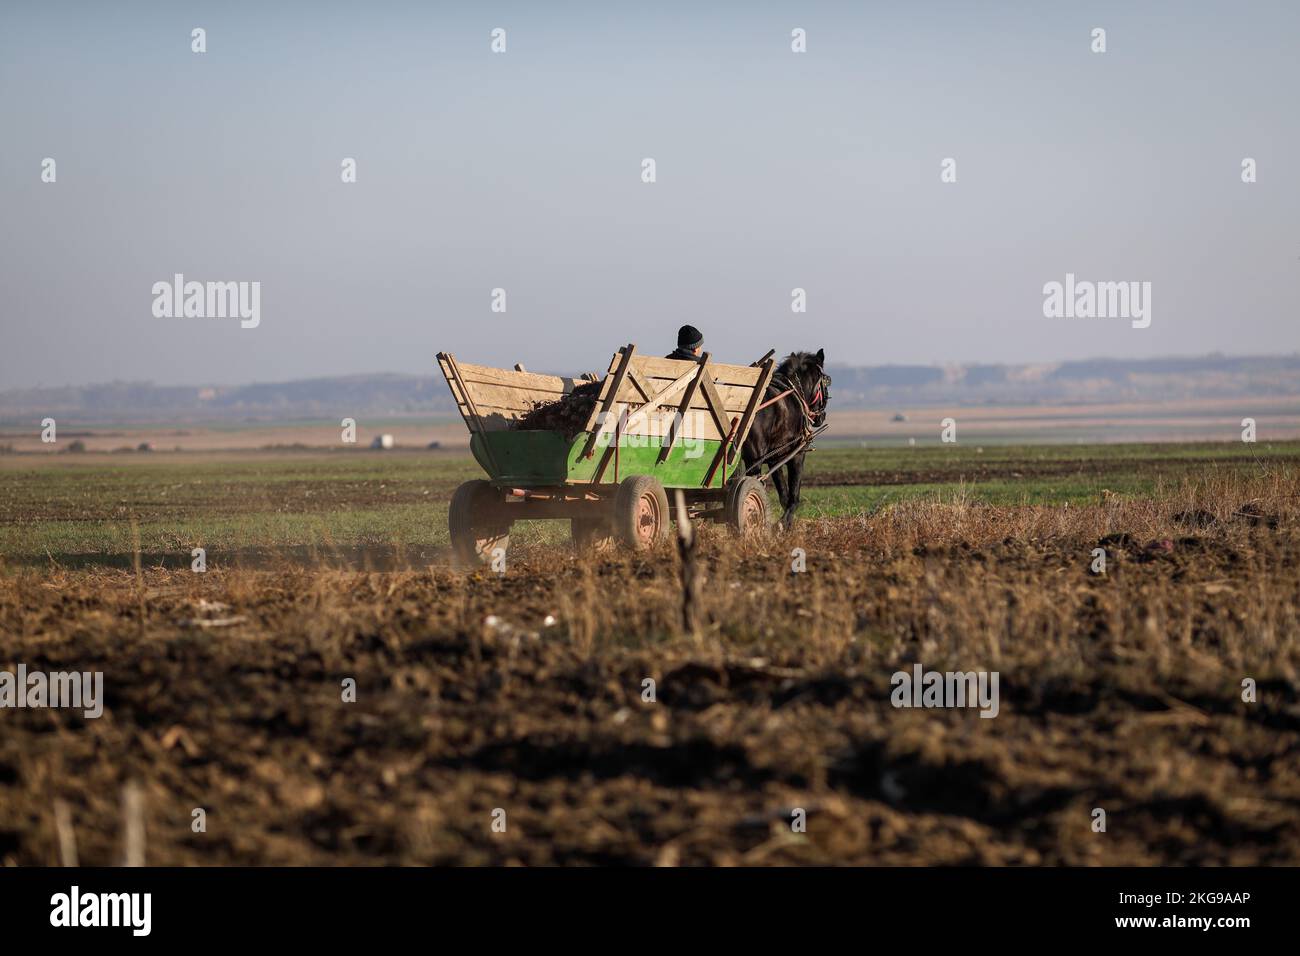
(3, 354, 1299, 424)
(0, 374, 446, 425)
(825, 354, 1300, 407)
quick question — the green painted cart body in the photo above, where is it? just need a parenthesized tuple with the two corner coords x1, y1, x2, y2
(468, 429, 739, 489)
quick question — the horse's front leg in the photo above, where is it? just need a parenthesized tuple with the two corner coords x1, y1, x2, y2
(769, 465, 790, 520)
(781, 453, 806, 529)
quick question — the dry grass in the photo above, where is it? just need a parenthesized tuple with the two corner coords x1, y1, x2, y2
(0, 469, 1297, 865)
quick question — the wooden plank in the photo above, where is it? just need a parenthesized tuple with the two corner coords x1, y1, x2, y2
(729, 357, 775, 463)
(653, 409, 721, 441)
(458, 381, 566, 413)
(498, 397, 721, 440)
(629, 356, 764, 388)
(696, 372, 737, 486)
(611, 378, 754, 413)
(446, 355, 487, 435)
(696, 375, 733, 442)
(750, 349, 775, 368)
(597, 405, 723, 442)
(590, 408, 626, 484)
(702, 416, 739, 488)
(618, 363, 701, 437)
(658, 355, 708, 463)
(454, 361, 571, 394)
(437, 352, 478, 435)
(579, 345, 636, 460)
(625, 369, 656, 404)
(445, 354, 501, 477)
(695, 369, 737, 487)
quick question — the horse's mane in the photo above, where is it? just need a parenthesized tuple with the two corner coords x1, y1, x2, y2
(775, 351, 822, 382)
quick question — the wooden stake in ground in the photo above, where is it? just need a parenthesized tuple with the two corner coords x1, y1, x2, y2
(54, 800, 78, 867)
(673, 490, 701, 640)
(121, 781, 145, 867)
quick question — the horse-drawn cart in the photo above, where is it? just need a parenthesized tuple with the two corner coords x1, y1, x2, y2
(437, 344, 776, 562)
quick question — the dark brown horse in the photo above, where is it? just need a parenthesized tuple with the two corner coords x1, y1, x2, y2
(741, 349, 831, 528)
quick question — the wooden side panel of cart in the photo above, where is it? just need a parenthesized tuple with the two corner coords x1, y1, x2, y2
(571, 345, 773, 487)
(437, 353, 589, 431)
(437, 345, 774, 489)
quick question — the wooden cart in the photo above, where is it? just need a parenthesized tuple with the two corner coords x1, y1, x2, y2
(437, 344, 776, 562)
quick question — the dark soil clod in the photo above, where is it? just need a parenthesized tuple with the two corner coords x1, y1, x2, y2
(512, 380, 603, 440)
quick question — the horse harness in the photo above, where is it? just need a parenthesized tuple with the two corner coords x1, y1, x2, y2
(746, 370, 831, 481)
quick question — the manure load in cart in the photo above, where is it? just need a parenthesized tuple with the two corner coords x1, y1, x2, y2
(436, 344, 776, 562)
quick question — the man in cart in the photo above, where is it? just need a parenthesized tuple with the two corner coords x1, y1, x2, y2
(666, 325, 704, 361)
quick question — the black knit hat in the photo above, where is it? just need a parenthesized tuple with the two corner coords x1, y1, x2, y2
(677, 325, 703, 350)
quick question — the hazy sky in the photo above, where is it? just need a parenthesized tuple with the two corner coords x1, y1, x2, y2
(2, 0, 1297, 389)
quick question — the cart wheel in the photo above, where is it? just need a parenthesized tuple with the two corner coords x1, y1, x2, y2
(571, 517, 616, 553)
(613, 475, 670, 550)
(725, 476, 770, 536)
(448, 480, 510, 566)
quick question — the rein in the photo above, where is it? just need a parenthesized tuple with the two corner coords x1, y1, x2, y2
(755, 387, 794, 412)
(749, 423, 829, 482)
(745, 372, 827, 480)
(768, 374, 821, 440)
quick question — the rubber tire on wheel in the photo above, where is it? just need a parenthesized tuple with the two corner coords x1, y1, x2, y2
(613, 475, 670, 550)
(571, 516, 616, 553)
(448, 480, 510, 566)
(724, 476, 770, 536)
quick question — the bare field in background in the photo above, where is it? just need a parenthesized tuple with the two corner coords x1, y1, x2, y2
(4, 394, 1300, 453)
(0, 419, 470, 454)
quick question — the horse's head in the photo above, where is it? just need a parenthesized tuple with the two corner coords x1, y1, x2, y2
(778, 348, 831, 427)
